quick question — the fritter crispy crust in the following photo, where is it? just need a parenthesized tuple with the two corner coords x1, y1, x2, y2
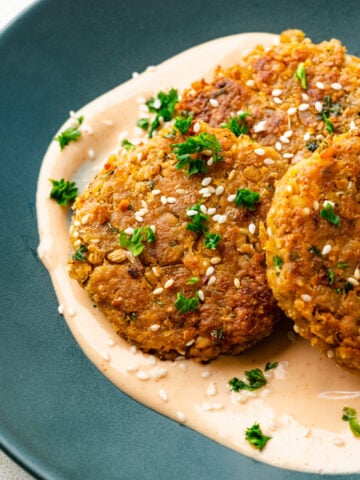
(263, 132, 360, 374)
(177, 30, 360, 164)
(69, 123, 286, 361)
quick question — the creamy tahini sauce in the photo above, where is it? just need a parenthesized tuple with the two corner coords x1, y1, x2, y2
(36, 33, 360, 474)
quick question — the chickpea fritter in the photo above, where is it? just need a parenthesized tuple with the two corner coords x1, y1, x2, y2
(263, 132, 360, 374)
(69, 123, 286, 361)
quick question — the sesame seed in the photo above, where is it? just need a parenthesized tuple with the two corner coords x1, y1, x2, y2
(275, 141, 282, 151)
(215, 186, 224, 196)
(331, 82, 342, 90)
(286, 185, 293, 193)
(327, 350, 335, 359)
(150, 367, 168, 380)
(227, 194, 236, 202)
(124, 227, 134, 235)
(315, 101, 323, 113)
(350, 120, 357, 131)
(198, 290, 205, 302)
(193, 122, 201, 133)
(200, 205, 207, 214)
(185, 339, 195, 347)
(126, 365, 138, 373)
(322, 244, 332, 255)
(284, 130, 293, 138)
(354, 268, 360, 280)
(186, 209, 198, 217)
(141, 200, 148, 209)
(303, 132, 311, 141)
(167, 197, 177, 204)
(57, 304, 64, 315)
(207, 157, 214, 166)
(200, 371, 211, 378)
(301, 93, 310, 101)
(210, 257, 222, 265)
(153, 288, 164, 295)
(149, 324, 161, 332)
(153, 98, 161, 109)
(209, 98, 219, 107)
(73, 219, 80, 227)
(246, 79, 255, 87)
(149, 355, 156, 365)
(164, 279, 174, 289)
(207, 207, 216, 215)
(177, 411, 186, 423)
(137, 371, 150, 381)
(347, 277, 359, 287)
(272, 88, 282, 96)
(264, 158, 275, 165)
(208, 276, 216, 286)
(151, 189, 161, 195)
(301, 294, 312, 302)
(199, 187, 210, 195)
(212, 214, 221, 222)
(68, 307, 76, 317)
(150, 225, 156, 234)
(158, 389, 168, 401)
(254, 147, 266, 156)
(135, 215, 144, 222)
(283, 153, 294, 159)
(73, 239, 81, 247)
(160, 195, 167, 205)
(106, 338, 116, 347)
(287, 107, 297, 115)
(206, 382, 217, 396)
(234, 278, 240, 288)
(248, 223, 256, 234)
(253, 120, 267, 133)
(313, 200, 320, 210)
(206, 266, 215, 276)
(303, 207, 311, 215)
(202, 177, 212, 186)
(280, 135, 290, 143)
(316, 81, 325, 90)
(218, 215, 227, 224)
(274, 97, 283, 104)
(87, 148, 95, 159)
(130, 345, 137, 354)
(175, 188, 186, 194)
(323, 200, 335, 208)
(102, 352, 110, 362)
(228, 169, 236, 180)
(298, 103, 310, 111)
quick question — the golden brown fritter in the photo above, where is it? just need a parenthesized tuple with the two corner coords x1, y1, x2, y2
(263, 132, 360, 374)
(69, 123, 286, 361)
(177, 30, 360, 164)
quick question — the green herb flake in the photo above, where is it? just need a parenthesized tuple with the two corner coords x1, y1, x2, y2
(229, 368, 267, 392)
(186, 203, 209, 235)
(234, 188, 260, 211)
(204, 232, 222, 250)
(344, 281, 354, 294)
(54, 117, 83, 150)
(221, 111, 251, 137)
(174, 291, 199, 314)
(306, 139, 320, 152)
(49, 178, 78, 206)
(210, 328, 224, 341)
(308, 245, 323, 257)
(264, 361, 279, 371)
(342, 407, 360, 437)
(337, 262, 349, 269)
(72, 244, 88, 262)
(322, 113, 334, 133)
(119, 226, 155, 256)
(320, 202, 340, 226)
(245, 423, 272, 451)
(273, 255, 284, 275)
(121, 139, 136, 151)
(328, 269, 335, 285)
(174, 115, 193, 134)
(146, 88, 179, 137)
(294, 63, 307, 89)
(137, 118, 150, 130)
(187, 276, 200, 285)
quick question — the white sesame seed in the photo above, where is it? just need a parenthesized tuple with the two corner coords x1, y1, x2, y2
(175, 188, 186, 194)
(149, 324, 161, 332)
(126, 365, 138, 373)
(124, 227, 134, 235)
(57, 304, 64, 315)
(301, 294, 312, 302)
(67, 307, 76, 317)
(212, 214, 221, 222)
(248, 223, 256, 234)
(106, 338, 116, 347)
(151, 189, 161, 195)
(246, 79, 255, 87)
(210, 257, 222, 265)
(331, 82, 342, 90)
(208, 276, 216, 286)
(287, 107, 297, 115)
(298, 103, 310, 111)
(73, 219, 80, 227)
(150, 367, 168, 380)
(316, 81, 325, 90)
(354, 268, 360, 280)
(102, 352, 110, 362)
(193, 121, 201, 133)
(303, 132, 311, 141)
(327, 350, 335, 359)
(283, 153, 294, 159)
(209, 98, 219, 107)
(286, 185, 293, 193)
(227, 194, 236, 202)
(185, 339, 195, 347)
(135, 215, 144, 223)
(141, 200, 148, 209)
(322, 244, 332, 255)
(199, 187, 210, 195)
(153, 288, 164, 295)
(323, 200, 335, 208)
(202, 177, 212, 186)
(215, 186, 224, 196)
(206, 266, 215, 276)
(150, 225, 156, 234)
(200, 205, 207, 214)
(301, 93, 310, 101)
(130, 345, 137, 355)
(280, 135, 290, 143)
(158, 389, 168, 401)
(153, 98, 161, 109)
(206, 382, 217, 396)
(253, 120, 267, 133)
(275, 141, 282, 151)
(186, 209, 198, 217)
(167, 197, 177, 204)
(200, 371, 211, 378)
(207, 157, 214, 166)
(303, 207, 311, 215)
(164, 279, 174, 289)
(274, 97, 283, 104)
(177, 411, 186, 423)
(207, 207, 216, 215)
(234, 278, 240, 289)
(284, 130, 293, 138)
(73, 239, 81, 247)
(347, 277, 359, 287)
(160, 195, 167, 205)
(264, 158, 275, 165)
(272, 88, 282, 97)
(218, 215, 227, 224)
(350, 120, 357, 131)
(313, 200, 320, 210)
(137, 371, 150, 380)
(254, 147, 266, 156)
(198, 290, 205, 302)
(315, 101, 323, 113)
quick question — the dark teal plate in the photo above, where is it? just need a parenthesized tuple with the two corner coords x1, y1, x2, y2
(1, 0, 359, 478)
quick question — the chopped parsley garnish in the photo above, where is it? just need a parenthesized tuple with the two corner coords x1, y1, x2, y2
(294, 62, 307, 89)
(245, 423, 272, 451)
(121, 139, 136, 150)
(308, 245, 322, 257)
(229, 368, 267, 392)
(342, 407, 360, 437)
(234, 188, 260, 211)
(320, 202, 340, 226)
(49, 178, 78, 206)
(72, 244, 88, 262)
(204, 232, 222, 250)
(146, 88, 179, 137)
(119, 226, 155, 256)
(328, 269, 335, 285)
(137, 118, 150, 130)
(171, 132, 223, 176)
(321, 96, 341, 133)
(221, 111, 251, 137)
(322, 113, 334, 133)
(306, 139, 320, 152)
(174, 291, 199, 314)
(174, 115, 193, 134)
(210, 328, 224, 341)
(54, 116, 83, 150)
(337, 262, 349, 269)
(344, 281, 354, 294)
(264, 361, 279, 371)
(273, 255, 284, 275)
(187, 276, 200, 285)
(186, 203, 209, 234)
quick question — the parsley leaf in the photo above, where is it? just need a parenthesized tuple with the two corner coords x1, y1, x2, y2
(221, 111, 251, 137)
(119, 226, 155, 256)
(273, 256, 284, 275)
(174, 115, 193, 134)
(234, 188, 260, 210)
(137, 118, 150, 130)
(204, 232, 222, 250)
(186, 203, 209, 234)
(322, 113, 334, 133)
(342, 407, 360, 437)
(264, 361, 279, 371)
(320, 203, 340, 226)
(54, 116, 83, 150)
(245, 423, 271, 451)
(308, 245, 323, 257)
(187, 276, 200, 285)
(328, 269, 335, 285)
(49, 178, 78, 206)
(174, 291, 199, 314)
(72, 244, 88, 262)
(294, 62, 307, 89)
(229, 368, 267, 392)
(146, 88, 179, 137)
(121, 139, 136, 150)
